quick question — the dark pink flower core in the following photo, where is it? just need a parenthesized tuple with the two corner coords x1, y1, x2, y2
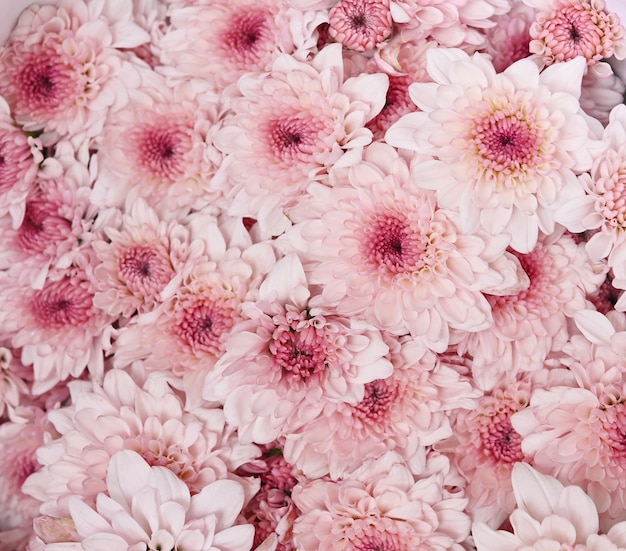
(16, 199, 72, 254)
(117, 243, 174, 298)
(172, 294, 236, 357)
(269, 311, 330, 386)
(14, 51, 84, 113)
(265, 114, 324, 166)
(533, 0, 623, 66)
(31, 276, 94, 328)
(0, 131, 34, 193)
(329, 0, 393, 51)
(353, 378, 398, 428)
(344, 518, 419, 550)
(472, 109, 541, 176)
(133, 122, 191, 181)
(222, 9, 275, 65)
(359, 209, 429, 280)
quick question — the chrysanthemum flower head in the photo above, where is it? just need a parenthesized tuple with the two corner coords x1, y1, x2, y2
(386, 48, 601, 253)
(0, 0, 149, 139)
(329, 0, 393, 51)
(524, 0, 626, 76)
(280, 142, 525, 352)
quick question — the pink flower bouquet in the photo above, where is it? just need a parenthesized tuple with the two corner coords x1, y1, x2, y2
(1, 0, 626, 549)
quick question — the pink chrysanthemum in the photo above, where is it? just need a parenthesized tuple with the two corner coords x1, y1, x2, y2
(92, 199, 203, 318)
(386, 48, 600, 253)
(92, 76, 224, 216)
(23, 369, 259, 521)
(0, 407, 49, 551)
(160, 0, 319, 92)
(281, 142, 524, 352)
(61, 450, 254, 550)
(481, 0, 535, 72)
(238, 444, 299, 551)
(329, 0, 393, 51)
(0, 260, 114, 395)
(204, 254, 393, 446)
(292, 451, 471, 551)
(0, 0, 149, 138)
(0, 96, 41, 229)
(511, 311, 626, 526)
(473, 463, 626, 551)
(283, 335, 478, 479)
(557, 105, 626, 296)
(0, 141, 95, 290)
(215, 44, 387, 234)
(525, 0, 626, 75)
(454, 230, 605, 390)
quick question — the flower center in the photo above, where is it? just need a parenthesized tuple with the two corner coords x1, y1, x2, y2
(344, 518, 417, 550)
(266, 115, 318, 163)
(359, 209, 429, 278)
(590, 151, 626, 230)
(117, 243, 174, 298)
(329, 0, 393, 51)
(172, 294, 236, 357)
(16, 52, 83, 112)
(135, 123, 190, 181)
(223, 10, 273, 62)
(16, 199, 72, 254)
(269, 315, 328, 385)
(31, 276, 94, 328)
(353, 378, 398, 427)
(479, 412, 524, 465)
(602, 403, 626, 469)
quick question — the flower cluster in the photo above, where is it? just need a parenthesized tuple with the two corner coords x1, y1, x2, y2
(0, 0, 626, 549)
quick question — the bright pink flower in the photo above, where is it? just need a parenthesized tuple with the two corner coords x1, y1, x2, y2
(0, 0, 149, 138)
(525, 0, 626, 76)
(283, 335, 478, 479)
(204, 254, 393, 446)
(455, 231, 606, 390)
(387, 49, 600, 253)
(292, 451, 471, 551)
(329, 0, 393, 51)
(281, 142, 524, 352)
(23, 369, 259, 521)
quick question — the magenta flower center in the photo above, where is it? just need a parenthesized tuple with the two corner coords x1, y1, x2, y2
(16, 52, 83, 112)
(266, 115, 320, 163)
(223, 10, 273, 62)
(172, 294, 236, 357)
(359, 210, 429, 278)
(31, 277, 94, 328)
(16, 199, 72, 254)
(270, 320, 328, 384)
(0, 133, 33, 193)
(135, 123, 190, 181)
(117, 243, 174, 298)
(479, 411, 524, 465)
(329, 0, 393, 51)
(353, 378, 397, 427)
